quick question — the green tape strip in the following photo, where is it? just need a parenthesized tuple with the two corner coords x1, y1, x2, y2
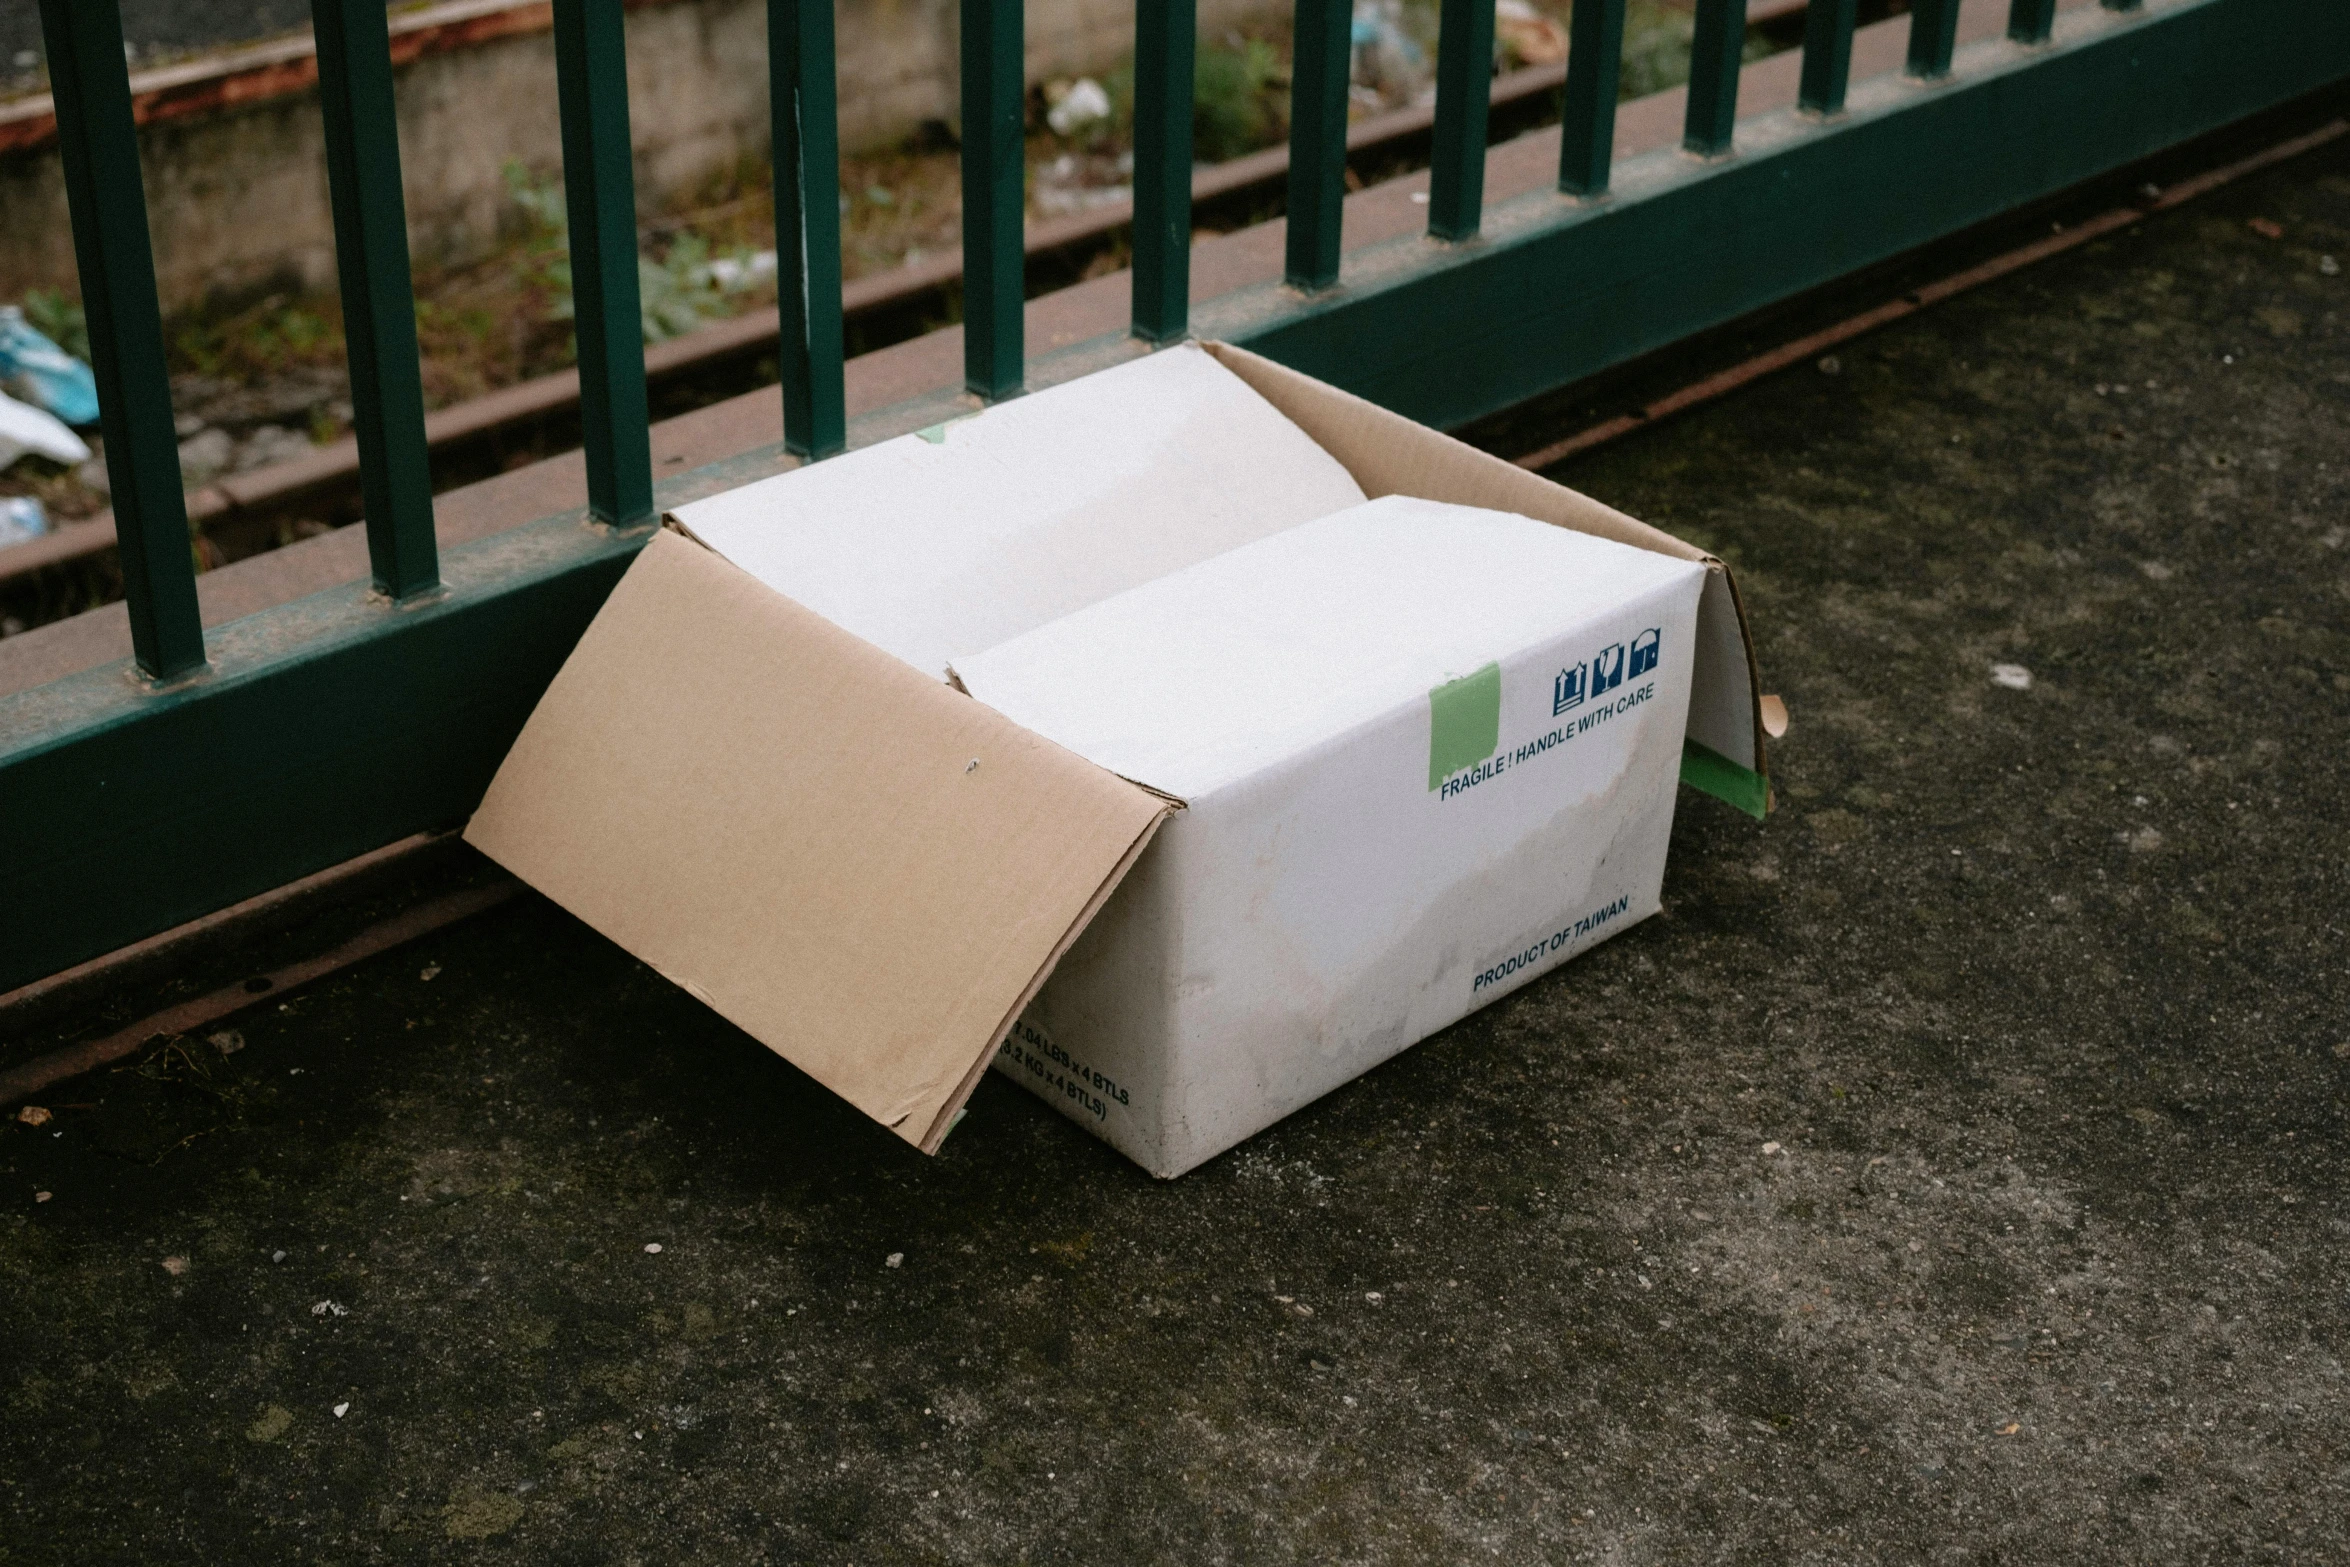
(1680, 737, 1770, 820)
(916, 411, 983, 444)
(1428, 663, 1502, 790)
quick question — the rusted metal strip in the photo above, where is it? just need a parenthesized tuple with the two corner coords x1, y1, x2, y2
(0, 877, 517, 1108)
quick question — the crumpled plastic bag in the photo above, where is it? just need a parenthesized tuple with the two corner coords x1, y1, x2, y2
(0, 305, 100, 427)
(0, 384, 93, 470)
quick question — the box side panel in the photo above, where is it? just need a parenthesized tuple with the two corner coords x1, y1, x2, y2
(1201, 340, 1769, 797)
(464, 530, 1171, 1150)
(1033, 559, 1705, 1176)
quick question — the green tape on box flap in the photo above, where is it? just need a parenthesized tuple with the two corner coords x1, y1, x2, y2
(1428, 663, 1501, 790)
(916, 411, 983, 444)
(1680, 737, 1770, 820)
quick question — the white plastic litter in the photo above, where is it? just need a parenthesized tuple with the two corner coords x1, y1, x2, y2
(0, 495, 47, 548)
(0, 384, 90, 470)
(1046, 77, 1113, 136)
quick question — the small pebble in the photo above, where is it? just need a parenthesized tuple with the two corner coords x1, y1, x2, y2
(272, 1250, 287, 1263)
(1761, 1141, 1783, 1156)
(209, 1029, 244, 1055)
(2322, 255, 2340, 276)
(885, 1252, 904, 1268)
(332, 1402, 350, 1419)
(644, 1243, 663, 1254)
(1817, 354, 1841, 375)
(161, 1256, 189, 1276)
(419, 964, 441, 982)
(16, 1105, 52, 1127)
(34, 1191, 52, 1203)
(1990, 663, 2034, 691)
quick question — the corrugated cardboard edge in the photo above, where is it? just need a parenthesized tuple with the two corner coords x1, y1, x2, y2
(1201, 340, 1773, 811)
(915, 806, 1168, 1152)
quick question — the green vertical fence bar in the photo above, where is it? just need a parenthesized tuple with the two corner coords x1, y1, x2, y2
(2008, 0, 2057, 41)
(1557, 0, 1626, 195)
(1285, 0, 1352, 290)
(961, 0, 1024, 399)
(311, 0, 439, 600)
(550, 0, 654, 527)
(1907, 0, 1962, 78)
(35, 0, 205, 680)
(1130, 0, 1196, 341)
(1799, 0, 1857, 113)
(770, 0, 846, 457)
(1427, 0, 1496, 240)
(1683, 0, 1748, 155)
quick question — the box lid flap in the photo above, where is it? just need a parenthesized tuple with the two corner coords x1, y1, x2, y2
(1201, 341, 1774, 809)
(465, 529, 1175, 1152)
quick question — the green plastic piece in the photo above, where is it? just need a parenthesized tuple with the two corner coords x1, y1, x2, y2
(1428, 663, 1502, 791)
(1679, 738, 1771, 820)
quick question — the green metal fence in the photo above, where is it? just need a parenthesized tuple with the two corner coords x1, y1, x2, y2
(4, 0, 2346, 993)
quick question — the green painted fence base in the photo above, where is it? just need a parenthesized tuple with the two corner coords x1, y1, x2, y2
(3, 0, 2345, 994)
(1680, 740, 1772, 821)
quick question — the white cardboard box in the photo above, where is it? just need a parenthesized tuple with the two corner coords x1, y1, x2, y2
(465, 343, 1775, 1173)
(954, 495, 1705, 1174)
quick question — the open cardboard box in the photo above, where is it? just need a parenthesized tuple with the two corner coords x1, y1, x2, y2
(466, 343, 1777, 1176)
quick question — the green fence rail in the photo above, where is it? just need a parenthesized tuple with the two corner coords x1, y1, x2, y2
(3, 0, 2346, 994)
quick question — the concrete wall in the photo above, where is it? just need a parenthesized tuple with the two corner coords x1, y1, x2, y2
(0, 0, 1276, 312)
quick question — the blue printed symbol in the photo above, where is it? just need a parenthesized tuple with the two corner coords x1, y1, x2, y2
(1591, 641, 1626, 698)
(1552, 662, 1586, 715)
(1629, 627, 1661, 678)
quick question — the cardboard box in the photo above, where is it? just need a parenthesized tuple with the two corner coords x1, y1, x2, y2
(952, 494, 1706, 1173)
(466, 343, 1774, 1173)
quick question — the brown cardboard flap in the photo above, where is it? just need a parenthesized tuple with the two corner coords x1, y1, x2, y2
(465, 530, 1174, 1153)
(1202, 340, 1771, 784)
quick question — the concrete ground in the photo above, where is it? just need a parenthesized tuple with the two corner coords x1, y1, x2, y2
(4, 136, 2348, 1565)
